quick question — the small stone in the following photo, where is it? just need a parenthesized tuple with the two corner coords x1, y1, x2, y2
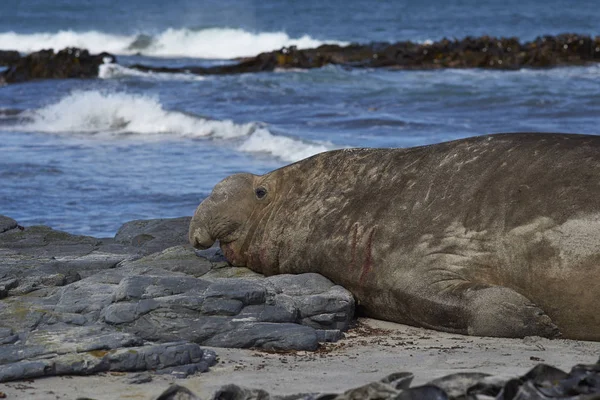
(155, 384, 201, 400)
(427, 372, 491, 398)
(315, 329, 344, 343)
(128, 372, 153, 384)
(0, 216, 17, 233)
(156, 363, 206, 378)
(211, 384, 270, 400)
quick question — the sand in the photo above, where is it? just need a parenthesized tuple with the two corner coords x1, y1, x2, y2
(1, 318, 598, 400)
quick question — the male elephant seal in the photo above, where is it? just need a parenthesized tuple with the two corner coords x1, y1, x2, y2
(189, 133, 600, 341)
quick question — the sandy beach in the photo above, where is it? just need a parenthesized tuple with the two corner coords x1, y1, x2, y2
(1, 318, 597, 399)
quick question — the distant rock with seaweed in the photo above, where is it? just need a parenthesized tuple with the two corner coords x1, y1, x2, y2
(0, 50, 20, 67)
(127, 33, 600, 75)
(0, 47, 115, 84)
(1, 34, 600, 84)
(253, 33, 600, 71)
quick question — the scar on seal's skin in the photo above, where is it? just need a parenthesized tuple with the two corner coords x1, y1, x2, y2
(222, 242, 236, 262)
(359, 227, 376, 284)
(350, 223, 358, 271)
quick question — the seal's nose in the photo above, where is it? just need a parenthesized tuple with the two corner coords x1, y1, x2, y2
(189, 226, 215, 249)
(191, 235, 202, 249)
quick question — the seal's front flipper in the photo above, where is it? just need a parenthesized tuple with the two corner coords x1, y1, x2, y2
(406, 280, 561, 338)
(463, 285, 560, 338)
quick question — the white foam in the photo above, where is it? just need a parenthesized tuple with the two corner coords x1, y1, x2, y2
(146, 28, 340, 59)
(17, 91, 331, 162)
(0, 28, 346, 59)
(0, 30, 132, 55)
(98, 63, 205, 81)
(240, 128, 332, 162)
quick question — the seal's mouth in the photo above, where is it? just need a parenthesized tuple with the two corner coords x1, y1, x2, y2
(189, 227, 215, 250)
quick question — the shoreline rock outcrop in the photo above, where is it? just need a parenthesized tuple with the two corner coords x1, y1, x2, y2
(0, 215, 354, 383)
(148, 33, 600, 75)
(0, 50, 20, 66)
(2, 34, 600, 84)
(0, 47, 115, 84)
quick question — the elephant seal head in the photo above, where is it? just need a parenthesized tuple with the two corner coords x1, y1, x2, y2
(188, 172, 277, 266)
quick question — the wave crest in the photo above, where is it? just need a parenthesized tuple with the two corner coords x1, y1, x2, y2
(17, 91, 332, 162)
(98, 63, 205, 81)
(0, 28, 346, 59)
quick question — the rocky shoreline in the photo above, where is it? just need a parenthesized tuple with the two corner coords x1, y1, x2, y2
(1, 215, 599, 399)
(1, 33, 600, 83)
(0, 215, 353, 383)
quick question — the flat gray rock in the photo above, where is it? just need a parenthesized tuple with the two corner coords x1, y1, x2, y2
(114, 217, 192, 255)
(0, 338, 216, 382)
(102, 272, 353, 350)
(0, 215, 355, 383)
(0, 224, 100, 253)
(0, 215, 17, 233)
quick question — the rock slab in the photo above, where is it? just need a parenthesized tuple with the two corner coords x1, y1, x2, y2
(0, 215, 355, 383)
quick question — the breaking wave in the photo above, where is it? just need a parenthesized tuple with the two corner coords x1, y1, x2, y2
(16, 91, 332, 162)
(97, 63, 205, 81)
(0, 28, 347, 59)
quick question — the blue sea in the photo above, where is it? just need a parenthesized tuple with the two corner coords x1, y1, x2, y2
(1, 0, 599, 237)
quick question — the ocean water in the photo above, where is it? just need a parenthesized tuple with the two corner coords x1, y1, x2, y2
(1, 0, 599, 236)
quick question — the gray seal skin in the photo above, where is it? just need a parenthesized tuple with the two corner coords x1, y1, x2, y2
(189, 133, 600, 341)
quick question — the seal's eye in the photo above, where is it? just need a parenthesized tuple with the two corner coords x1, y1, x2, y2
(255, 187, 267, 199)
